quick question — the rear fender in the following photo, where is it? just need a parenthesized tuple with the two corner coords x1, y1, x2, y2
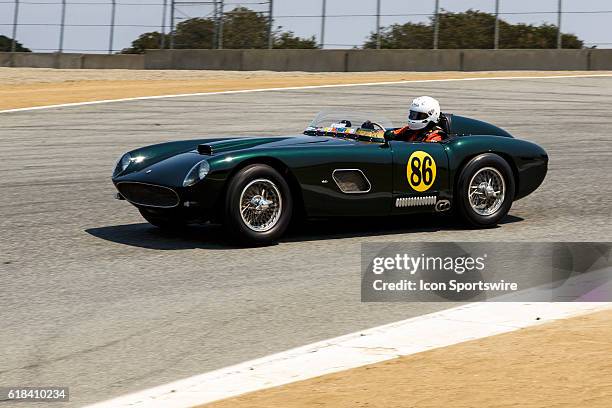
(444, 135, 548, 200)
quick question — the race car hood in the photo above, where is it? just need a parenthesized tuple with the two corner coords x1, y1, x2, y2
(112, 135, 352, 186)
(197, 135, 352, 156)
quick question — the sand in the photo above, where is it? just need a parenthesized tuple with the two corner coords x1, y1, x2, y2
(1, 68, 609, 111)
(203, 309, 612, 408)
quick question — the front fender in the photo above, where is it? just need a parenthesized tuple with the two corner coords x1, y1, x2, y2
(117, 138, 227, 176)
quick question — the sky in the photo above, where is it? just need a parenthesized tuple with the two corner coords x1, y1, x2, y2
(0, 0, 611, 53)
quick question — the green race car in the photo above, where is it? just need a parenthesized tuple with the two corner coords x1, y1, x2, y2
(112, 110, 548, 245)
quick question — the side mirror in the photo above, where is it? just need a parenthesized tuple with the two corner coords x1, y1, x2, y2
(379, 130, 394, 148)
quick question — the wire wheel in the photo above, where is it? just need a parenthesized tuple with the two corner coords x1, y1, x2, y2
(239, 178, 283, 232)
(468, 167, 506, 216)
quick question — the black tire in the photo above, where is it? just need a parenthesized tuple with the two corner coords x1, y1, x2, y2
(456, 153, 515, 227)
(139, 208, 185, 231)
(224, 164, 293, 246)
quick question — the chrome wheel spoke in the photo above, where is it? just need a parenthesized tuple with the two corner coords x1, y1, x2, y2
(467, 167, 506, 216)
(239, 179, 283, 232)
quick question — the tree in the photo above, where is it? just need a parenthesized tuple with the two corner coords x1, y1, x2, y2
(122, 18, 214, 53)
(221, 6, 269, 49)
(173, 17, 216, 49)
(363, 9, 583, 49)
(122, 32, 163, 54)
(501, 22, 583, 49)
(122, 6, 318, 53)
(0, 35, 31, 52)
(274, 31, 318, 49)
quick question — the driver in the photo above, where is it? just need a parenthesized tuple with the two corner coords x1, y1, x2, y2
(391, 96, 446, 142)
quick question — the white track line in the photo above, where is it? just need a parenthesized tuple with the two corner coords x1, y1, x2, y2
(2, 73, 612, 115)
(86, 302, 611, 408)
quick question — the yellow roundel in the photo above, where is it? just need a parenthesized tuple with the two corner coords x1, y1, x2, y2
(406, 151, 437, 192)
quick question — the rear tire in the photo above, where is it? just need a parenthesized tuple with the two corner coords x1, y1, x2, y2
(456, 153, 515, 227)
(224, 164, 292, 246)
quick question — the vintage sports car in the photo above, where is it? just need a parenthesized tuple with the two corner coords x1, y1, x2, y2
(112, 110, 548, 245)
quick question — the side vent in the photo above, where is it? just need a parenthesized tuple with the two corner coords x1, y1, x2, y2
(396, 196, 437, 208)
(332, 169, 371, 194)
(197, 144, 214, 155)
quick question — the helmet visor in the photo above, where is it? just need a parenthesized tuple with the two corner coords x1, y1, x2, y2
(409, 110, 429, 121)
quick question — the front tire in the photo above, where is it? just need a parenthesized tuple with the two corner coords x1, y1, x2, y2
(456, 153, 515, 227)
(224, 164, 293, 245)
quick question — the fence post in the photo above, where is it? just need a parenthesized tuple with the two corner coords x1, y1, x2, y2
(320, 0, 326, 48)
(11, 0, 20, 52)
(160, 0, 167, 48)
(218, 0, 224, 49)
(212, 0, 218, 48)
(376, 0, 381, 49)
(169, 0, 175, 49)
(267, 0, 273, 49)
(494, 0, 500, 49)
(557, 0, 562, 49)
(59, 0, 67, 52)
(109, 0, 116, 54)
(433, 0, 440, 49)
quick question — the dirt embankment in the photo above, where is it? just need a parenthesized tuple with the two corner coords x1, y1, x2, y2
(1, 68, 608, 111)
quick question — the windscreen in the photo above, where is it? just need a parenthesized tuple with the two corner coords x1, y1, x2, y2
(304, 110, 394, 143)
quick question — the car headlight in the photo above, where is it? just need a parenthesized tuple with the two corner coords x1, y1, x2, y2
(113, 153, 132, 177)
(113, 153, 146, 177)
(183, 160, 210, 187)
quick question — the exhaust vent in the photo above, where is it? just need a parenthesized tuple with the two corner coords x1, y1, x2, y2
(395, 196, 437, 208)
(332, 169, 371, 194)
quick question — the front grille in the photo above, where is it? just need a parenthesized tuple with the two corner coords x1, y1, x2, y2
(116, 182, 179, 208)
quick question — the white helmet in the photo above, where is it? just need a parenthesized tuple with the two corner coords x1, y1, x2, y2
(407, 96, 441, 130)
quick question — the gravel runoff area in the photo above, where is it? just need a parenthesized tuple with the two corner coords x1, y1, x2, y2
(1, 68, 610, 111)
(3, 68, 607, 85)
(203, 309, 612, 408)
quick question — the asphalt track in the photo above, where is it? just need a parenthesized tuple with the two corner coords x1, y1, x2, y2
(1, 76, 611, 407)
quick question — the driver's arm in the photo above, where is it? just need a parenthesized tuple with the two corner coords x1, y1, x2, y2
(387, 126, 413, 141)
(423, 128, 445, 143)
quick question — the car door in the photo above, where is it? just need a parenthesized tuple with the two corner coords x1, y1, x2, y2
(389, 140, 450, 213)
(288, 141, 394, 217)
